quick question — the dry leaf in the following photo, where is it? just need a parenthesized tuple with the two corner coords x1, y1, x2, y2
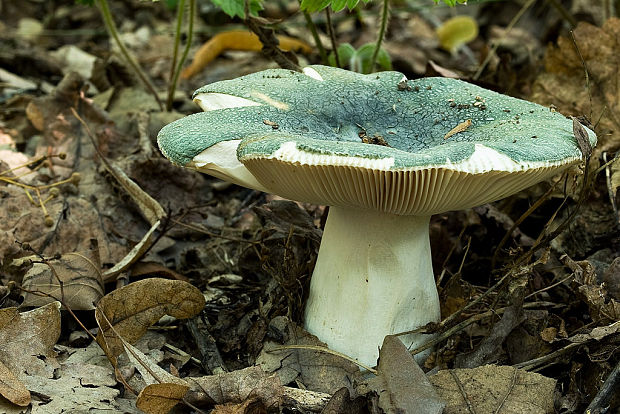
(95, 278, 205, 359)
(321, 387, 367, 414)
(21, 241, 103, 310)
(103, 222, 161, 281)
(103, 161, 165, 226)
(124, 341, 189, 387)
(532, 18, 620, 154)
(212, 398, 265, 414)
(0, 302, 61, 379)
(188, 366, 283, 409)
(98, 159, 166, 280)
(256, 319, 361, 394)
(21, 361, 121, 413)
(577, 284, 620, 322)
(73, 111, 167, 281)
(137, 383, 190, 414)
(131, 261, 188, 282)
(430, 365, 556, 414)
(360, 336, 444, 414)
(569, 320, 620, 343)
(0, 360, 30, 406)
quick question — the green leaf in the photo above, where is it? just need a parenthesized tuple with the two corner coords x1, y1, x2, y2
(210, 0, 263, 18)
(328, 43, 356, 68)
(329, 43, 391, 73)
(301, 0, 370, 12)
(346, 0, 363, 9)
(434, 0, 468, 6)
(300, 0, 332, 12)
(355, 43, 392, 73)
(330, 0, 349, 12)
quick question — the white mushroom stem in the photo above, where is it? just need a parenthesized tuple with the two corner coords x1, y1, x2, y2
(304, 206, 440, 367)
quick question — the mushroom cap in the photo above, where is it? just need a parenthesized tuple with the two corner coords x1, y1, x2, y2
(157, 65, 596, 215)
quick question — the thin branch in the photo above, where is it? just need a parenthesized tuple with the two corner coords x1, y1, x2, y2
(406, 301, 556, 357)
(492, 178, 560, 269)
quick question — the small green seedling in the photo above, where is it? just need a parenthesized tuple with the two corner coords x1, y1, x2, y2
(328, 43, 392, 73)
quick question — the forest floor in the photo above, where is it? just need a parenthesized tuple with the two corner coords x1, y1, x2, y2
(0, 0, 619, 413)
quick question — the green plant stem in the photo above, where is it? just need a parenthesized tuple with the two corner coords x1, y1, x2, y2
(167, 0, 195, 111)
(370, 0, 390, 73)
(303, 10, 328, 65)
(168, 0, 185, 84)
(166, 0, 186, 110)
(325, 8, 340, 68)
(96, 0, 163, 111)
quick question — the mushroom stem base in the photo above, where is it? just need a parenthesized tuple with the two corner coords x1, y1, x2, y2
(304, 206, 440, 367)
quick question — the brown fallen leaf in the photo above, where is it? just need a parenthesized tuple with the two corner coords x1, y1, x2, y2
(359, 335, 444, 414)
(212, 398, 266, 414)
(569, 320, 620, 343)
(0, 360, 30, 407)
(321, 387, 367, 414)
(0, 302, 61, 379)
(131, 261, 188, 282)
(562, 255, 620, 322)
(123, 340, 189, 388)
(19, 359, 120, 413)
(21, 240, 103, 310)
(532, 18, 620, 154)
(137, 383, 190, 414)
(187, 366, 283, 409)
(95, 278, 205, 359)
(429, 365, 556, 414)
(256, 318, 361, 394)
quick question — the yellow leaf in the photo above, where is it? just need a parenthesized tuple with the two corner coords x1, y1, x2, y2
(436, 16, 479, 53)
(182, 30, 312, 79)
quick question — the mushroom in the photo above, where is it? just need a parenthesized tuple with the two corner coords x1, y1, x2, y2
(158, 65, 596, 367)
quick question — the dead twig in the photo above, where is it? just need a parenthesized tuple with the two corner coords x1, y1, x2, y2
(602, 151, 620, 225)
(494, 367, 518, 414)
(450, 370, 477, 414)
(585, 358, 620, 414)
(455, 282, 526, 368)
(244, 0, 300, 71)
(492, 178, 560, 269)
(187, 316, 228, 375)
(513, 342, 581, 371)
(405, 301, 556, 357)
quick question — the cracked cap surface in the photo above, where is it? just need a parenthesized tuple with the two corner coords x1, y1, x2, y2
(157, 65, 596, 215)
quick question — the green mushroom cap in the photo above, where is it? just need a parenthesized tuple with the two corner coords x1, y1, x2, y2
(157, 65, 596, 215)
(158, 65, 595, 169)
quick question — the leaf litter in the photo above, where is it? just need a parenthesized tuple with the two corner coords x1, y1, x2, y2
(0, 2, 619, 413)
